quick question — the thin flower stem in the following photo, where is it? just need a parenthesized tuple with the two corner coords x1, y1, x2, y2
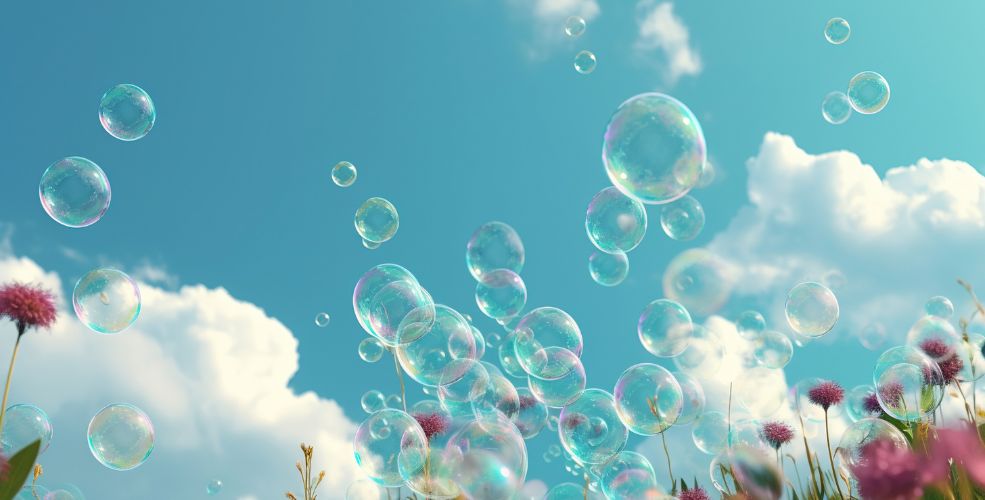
(660, 431, 674, 487)
(392, 350, 408, 412)
(798, 414, 821, 499)
(824, 410, 846, 499)
(0, 329, 24, 434)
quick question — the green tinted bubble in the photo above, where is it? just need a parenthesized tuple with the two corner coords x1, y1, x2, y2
(355, 197, 399, 243)
(99, 84, 155, 141)
(574, 50, 597, 74)
(847, 71, 890, 114)
(332, 161, 357, 187)
(589, 250, 629, 287)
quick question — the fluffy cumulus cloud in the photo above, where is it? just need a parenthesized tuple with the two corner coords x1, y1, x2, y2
(0, 252, 362, 499)
(634, 1, 702, 84)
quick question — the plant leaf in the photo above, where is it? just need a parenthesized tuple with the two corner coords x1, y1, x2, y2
(0, 439, 41, 500)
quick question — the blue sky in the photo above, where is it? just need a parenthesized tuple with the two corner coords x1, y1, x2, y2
(2, 1, 985, 498)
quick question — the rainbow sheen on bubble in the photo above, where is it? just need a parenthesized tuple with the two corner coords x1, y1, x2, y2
(663, 249, 736, 316)
(673, 371, 705, 425)
(39, 157, 111, 228)
(599, 451, 661, 499)
(637, 299, 692, 357)
(361, 390, 386, 413)
(513, 307, 583, 376)
(845, 385, 880, 421)
(588, 250, 629, 287)
(396, 305, 476, 387)
(574, 50, 597, 74)
(821, 91, 852, 125)
(353, 409, 428, 487)
(527, 348, 587, 408)
(466, 222, 525, 280)
(659, 195, 705, 241)
(332, 161, 358, 187)
(1, 404, 52, 455)
(875, 361, 944, 422)
(475, 269, 527, 320)
(98, 84, 156, 141)
(87, 403, 155, 470)
(559, 389, 628, 465)
(73, 268, 141, 334)
(613, 363, 683, 435)
(785, 282, 839, 337)
(441, 415, 527, 498)
(673, 323, 725, 374)
(355, 197, 399, 244)
(847, 71, 890, 114)
(585, 187, 648, 254)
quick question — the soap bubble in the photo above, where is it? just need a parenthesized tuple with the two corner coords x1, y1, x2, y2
(736, 310, 766, 340)
(824, 17, 851, 44)
(471, 372, 521, 421)
(754, 330, 793, 369)
(87, 403, 154, 470)
(466, 222, 525, 280)
(362, 239, 380, 250)
(314, 312, 330, 327)
(396, 305, 476, 387)
(836, 417, 908, 479)
(613, 363, 683, 435)
(821, 91, 852, 125)
(355, 197, 399, 244)
(514, 388, 548, 439)
(332, 161, 357, 187)
(475, 269, 527, 320)
(585, 186, 648, 254)
(513, 307, 583, 376)
(906, 315, 960, 361)
(845, 385, 880, 421)
(546, 482, 605, 500)
(859, 322, 887, 350)
(637, 299, 692, 357)
(73, 268, 141, 334)
(673, 324, 726, 374)
(925, 296, 954, 318)
(697, 160, 717, 188)
(709, 452, 734, 494)
(401, 446, 460, 498)
(498, 333, 528, 379)
(873, 345, 940, 385)
(527, 348, 587, 407)
(673, 371, 705, 425)
(358, 338, 385, 363)
(206, 479, 223, 495)
(785, 282, 839, 337)
(659, 195, 705, 241)
(848, 71, 890, 114)
(663, 249, 736, 316)
(361, 390, 386, 413)
(353, 264, 420, 335)
(574, 50, 597, 74)
(602, 92, 706, 204)
(438, 359, 490, 411)
(385, 394, 403, 409)
(598, 451, 661, 499)
(729, 446, 783, 500)
(875, 362, 943, 422)
(39, 157, 111, 228)
(728, 419, 767, 451)
(1, 404, 52, 455)
(470, 326, 486, 360)
(345, 478, 385, 499)
(367, 279, 436, 346)
(564, 16, 586, 37)
(99, 84, 156, 141)
(588, 250, 629, 287)
(442, 415, 527, 499)
(353, 409, 428, 487)
(559, 389, 628, 465)
(692, 411, 728, 455)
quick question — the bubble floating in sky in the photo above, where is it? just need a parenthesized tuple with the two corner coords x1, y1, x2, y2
(585, 186, 648, 254)
(697, 160, 717, 188)
(396, 305, 476, 386)
(466, 221, 525, 280)
(353, 409, 428, 487)
(87, 403, 155, 470)
(368, 279, 435, 346)
(1, 404, 52, 455)
(39, 157, 111, 228)
(821, 91, 852, 125)
(876, 361, 944, 422)
(355, 197, 399, 244)
(736, 310, 766, 340)
(564, 16, 586, 37)
(206, 479, 223, 495)
(613, 363, 683, 435)
(823, 17, 851, 45)
(659, 195, 705, 241)
(514, 387, 548, 439)
(358, 338, 385, 363)
(603, 92, 705, 205)
(692, 411, 728, 455)
(98, 84, 156, 141)
(673, 371, 705, 425)
(314, 312, 330, 327)
(754, 330, 793, 369)
(475, 269, 527, 320)
(637, 298, 692, 358)
(361, 390, 385, 413)
(332, 161, 357, 187)
(663, 249, 735, 317)
(559, 389, 628, 465)
(847, 71, 890, 114)
(362, 239, 380, 250)
(471, 371, 520, 421)
(845, 385, 880, 422)
(573, 50, 597, 74)
(784, 282, 839, 338)
(527, 348, 587, 408)
(859, 322, 887, 350)
(441, 414, 528, 498)
(588, 250, 629, 287)
(73, 268, 141, 334)
(924, 296, 954, 318)
(906, 315, 959, 361)
(513, 307, 583, 375)
(599, 451, 661, 499)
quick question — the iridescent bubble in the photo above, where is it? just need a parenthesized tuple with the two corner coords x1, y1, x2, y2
(727, 419, 767, 451)
(564, 16, 586, 37)
(332, 161, 357, 187)
(559, 389, 628, 465)
(824, 17, 851, 45)
(527, 348, 587, 408)
(361, 390, 386, 413)
(98, 84, 155, 141)
(729, 446, 782, 500)
(663, 249, 736, 316)
(475, 269, 527, 320)
(588, 250, 629, 287)
(835, 417, 908, 479)
(73, 268, 141, 334)
(736, 310, 766, 340)
(385, 394, 403, 409)
(585, 187, 648, 254)
(353, 264, 419, 334)
(39, 157, 111, 228)
(355, 197, 399, 244)
(471, 372, 521, 421)
(314, 312, 330, 327)
(602, 93, 705, 205)
(206, 479, 223, 495)
(659, 195, 705, 241)
(401, 444, 460, 498)
(498, 333, 527, 379)
(784, 282, 839, 337)
(87, 403, 155, 470)
(906, 315, 960, 361)
(859, 322, 887, 350)
(397, 305, 476, 387)
(367, 279, 436, 347)
(754, 330, 793, 369)
(709, 452, 734, 494)
(637, 299, 692, 357)
(514, 387, 548, 439)
(613, 363, 683, 435)
(821, 91, 852, 125)
(513, 307, 583, 376)
(466, 222, 525, 280)
(599, 451, 660, 500)
(441, 415, 527, 499)
(925, 296, 954, 318)
(845, 385, 880, 422)
(847, 71, 890, 114)
(876, 362, 944, 422)
(672, 371, 705, 425)
(345, 478, 385, 499)
(358, 338, 385, 363)
(470, 326, 486, 360)
(872, 345, 937, 384)
(574, 50, 597, 74)
(353, 409, 428, 487)
(673, 324, 725, 374)
(438, 359, 490, 411)
(1, 404, 52, 455)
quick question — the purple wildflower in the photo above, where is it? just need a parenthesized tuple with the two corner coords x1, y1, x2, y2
(0, 283, 56, 334)
(413, 412, 449, 443)
(759, 421, 795, 450)
(878, 381, 905, 406)
(808, 380, 844, 410)
(863, 392, 883, 415)
(920, 339, 964, 384)
(852, 439, 931, 500)
(678, 487, 709, 500)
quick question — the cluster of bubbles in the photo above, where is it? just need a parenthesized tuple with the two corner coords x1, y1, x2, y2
(564, 16, 597, 75)
(819, 18, 891, 124)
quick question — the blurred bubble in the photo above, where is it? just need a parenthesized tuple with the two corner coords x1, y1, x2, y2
(73, 268, 141, 334)
(673, 324, 726, 374)
(845, 385, 880, 422)
(663, 249, 735, 316)
(637, 299, 692, 357)
(487, 331, 503, 349)
(470, 326, 486, 360)
(513, 307, 583, 376)
(709, 452, 733, 494)
(385, 394, 403, 409)
(332, 161, 357, 187)
(99, 84, 155, 141)
(925, 296, 954, 318)
(589, 250, 629, 287)
(729, 446, 782, 500)
(735, 367, 786, 417)
(87, 403, 154, 470)
(514, 387, 548, 439)
(876, 362, 943, 422)
(345, 478, 385, 499)
(906, 315, 959, 361)
(859, 322, 887, 350)
(17, 485, 50, 500)
(559, 389, 628, 465)
(585, 187, 648, 254)
(728, 419, 767, 451)
(466, 222, 525, 280)
(599, 451, 661, 499)
(660, 195, 705, 241)
(362, 239, 380, 250)
(396, 305, 476, 386)
(358, 338, 385, 363)
(697, 161, 717, 188)
(574, 50, 597, 74)
(527, 348, 587, 408)
(564, 16, 586, 37)
(442, 415, 527, 499)
(821, 91, 852, 125)
(368, 279, 435, 346)
(692, 411, 728, 455)
(361, 390, 386, 413)
(784, 282, 839, 337)
(822, 270, 847, 291)
(673, 371, 705, 425)
(848, 71, 890, 114)
(206, 479, 223, 495)
(472, 372, 521, 421)
(39, 157, 111, 228)
(836, 417, 908, 479)
(43, 489, 78, 500)
(475, 269, 527, 320)
(353, 409, 428, 487)
(603, 93, 705, 204)
(613, 363, 683, 435)
(824, 17, 850, 44)
(736, 310, 766, 340)
(355, 197, 399, 244)
(754, 330, 793, 369)
(1, 404, 52, 455)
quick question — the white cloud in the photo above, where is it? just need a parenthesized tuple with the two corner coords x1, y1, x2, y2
(634, 1, 702, 84)
(505, 0, 600, 57)
(0, 252, 363, 499)
(527, 0, 599, 22)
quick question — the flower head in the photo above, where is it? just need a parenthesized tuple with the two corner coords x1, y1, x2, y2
(0, 283, 56, 333)
(920, 339, 964, 384)
(863, 391, 883, 415)
(879, 381, 904, 406)
(518, 394, 538, 410)
(759, 421, 794, 450)
(852, 438, 933, 500)
(413, 412, 449, 443)
(808, 380, 844, 410)
(678, 487, 709, 500)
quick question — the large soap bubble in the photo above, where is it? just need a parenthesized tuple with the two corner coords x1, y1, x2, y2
(637, 299, 692, 357)
(98, 84, 156, 141)
(875, 361, 944, 422)
(513, 307, 583, 376)
(442, 415, 527, 499)
(39, 157, 111, 228)
(847, 71, 890, 114)
(659, 195, 705, 241)
(613, 363, 683, 435)
(754, 330, 793, 369)
(559, 389, 628, 465)
(602, 93, 706, 204)
(589, 250, 629, 287)
(663, 249, 736, 316)
(353, 409, 428, 487)
(692, 411, 728, 455)
(527, 348, 587, 408)
(1, 404, 52, 455)
(396, 305, 476, 387)
(87, 403, 155, 470)
(355, 197, 399, 244)
(466, 222, 525, 280)
(598, 451, 661, 499)
(585, 186, 648, 254)
(785, 282, 839, 337)
(73, 268, 141, 334)
(836, 417, 908, 479)
(475, 269, 526, 320)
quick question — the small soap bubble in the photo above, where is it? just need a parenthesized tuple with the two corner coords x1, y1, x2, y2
(925, 296, 954, 318)
(847, 71, 890, 114)
(585, 186, 648, 254)
(206, 479, 223, 495)
(355, 197, 399, 244)
(588, 250, 629, 287)
(824, 17, 851, 45)
(362, 239, 381, 250)
(358, 338, 385, 363)
(466, 222, 525, 280)
(39, 157, 112, 228)
(637, 299, 692, 358)
(660, 195, 705, 241)
(361, 390, 386, 413)
(98, 84, 156, 141)
(1, 404, 53, 455)
(332, 161, 357, 187)
(574, 50, 597, 74)
(821, 91, 852, 125)
(314, 312, 330, 327)
(475, 269, 527, 320)
(385, 394, 403, 409)
(73, 268, 141, 334)
(87, 403, 155, 470)
(736, 310, 766, 340)
(754, 330, 793, 369)
(564, 16, 586, 37)
(859, 322, 887, 350)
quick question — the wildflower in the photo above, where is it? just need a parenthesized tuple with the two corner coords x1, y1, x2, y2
(413, 412, 449, 442)
(919, 339, 964, 384)
(759, 421, 794, 450)
(0, 283, 56, 334)
(932, 425, 985, 487)
(879, 381, 904, 406)
(518, 394, 538, 410)
(807, 380, 844, 410)
(863, 392, 883, 415)
(852, 439, 930, 500)
(678, 487, 710, 500)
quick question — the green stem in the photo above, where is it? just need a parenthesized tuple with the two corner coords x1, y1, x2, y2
(798, 415, 821, 499)
(660, 431, 674, 487)
(824, 410, 846, 499)
(0, 328, 24, 435)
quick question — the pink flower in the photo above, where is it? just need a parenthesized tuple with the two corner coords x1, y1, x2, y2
(759, 421, 794, 450)
(0, 283, 56, 334)
(919, 339, 964, 384)
(678, 487, 709, 500)
(862, 392, 883, 415)
(808, 380, 844, 410)
(518, 394, 538, 410)
(413, 413, 449, 443)
(852, 439, 931, 500)
(878, 381, 904, 406)
(932, 425, 985, 487)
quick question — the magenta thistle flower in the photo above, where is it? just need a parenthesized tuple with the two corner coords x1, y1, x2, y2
(863, 392, 883, 415)
(919, 338, 951, 359)
(919, 339, 964, 384)
(759, 421, 794, 450)
(0, 283, 56, 334)
(518, 394, 538, 410)
(852, 438, 934, 500)
(413, 412, 449, 443)
(678, 487, 709, 500)
(807, 380, 844, 410)
(878, 381, 905, 406)
(932, 425, 985, 487)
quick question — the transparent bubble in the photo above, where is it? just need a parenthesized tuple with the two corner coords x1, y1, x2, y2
(353, 264, 420, 335)
(824, 17, 850, 44)
(564, 16, 586, 37)
(729, 446, 782, 500)
(345, 478, 385, 499)
(925, 296, 954, 318)
(672, 371, 705, 425)
(735, 367, 786, 418)
(736, 310, 766, 340)
(873, 345, 937, 384)
(728, 419, 767, 451)
(498, 333, 528, 379)
(361, 390, 386, 413)
(835, 417, 908, 479)
(673, 324, 726, 375)
(87, 403, 154, 470)
(466, 222, 525, 280)
(692, 411, 728, 455)
(906, 315, 960, 361)
(397, 305, 476, 386)
(514, 387, 548, 439)
(470, 326, 486, 360)
(754, 330, 793, 369)
(475, 269, 527, 320)
(845, 385, 880, 422)
(385, 394, 403, 409)
(513, 307, 583, 376)
(697, 160, 717, 188)
(353, 409, 428, 487)
(859, 322, 887, 350)
(441, 415, 527, 499)
(98, 84, 155, 141)
(39, 157, 111, 228)
(602, 93, 705, 204)
(588, 250, 629, 287)
(362, 239, 380, 250)
(73, 268, 141, 334)
(847, 71, 890, 114)
(599, 451, 660, 500)
(401, 445, 460, 498)
(368, 279, 436, 347)
(1, 404, 52, 455)
(574, 50, 597, 74)
(637, 299, 692, 357)
(355, 197, 399, 244)
(709, 452, 734, 494)
(438, 359, 490, 410)
(332, 161, 357, 187)
(527, 348, 587, 408)
(875, 362, 944, 422)
(559, 389, 628, 465)
(358, 338, 385, 363)
(314, 312, 330, 327)
(659, 195, 705, 241)
(585, 187, 648, 254)
(471, 372, 521, 421)
(487, 331, 503, 349)
(206, 479, 223, 495)
(791, 378, 841, 422)
(548, 416, 560, 432)
(821, 91, 852, 125)
(613, 363, 683, 435)
(784, 282, 839, 337)
(663, 249, 736, 316)
(545, 482, 604, 500)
